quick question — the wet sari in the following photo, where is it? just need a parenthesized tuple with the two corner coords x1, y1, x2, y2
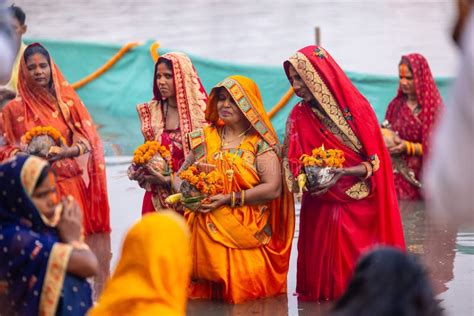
(186, 75, 295, 304)
(283, 46, 405, 301)
(1, 43, 110, 234)
(136, 52, 207, 214)
(385, 53, 444, 200)
(88, 211, 190, 316)
(0, 155, 92, 316)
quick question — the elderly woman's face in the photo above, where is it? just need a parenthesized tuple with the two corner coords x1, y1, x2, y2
(287, 64, 314, 103)
(216, 88, 246, 125)
(399, 63, 416, 96)
(26, 53, 51, 88)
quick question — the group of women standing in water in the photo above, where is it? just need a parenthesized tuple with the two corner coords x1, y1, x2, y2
(0, 40, 444, 314)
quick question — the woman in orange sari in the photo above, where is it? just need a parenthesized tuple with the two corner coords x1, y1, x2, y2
(88, 211, 191, 316)
(1, 43, 110, 234)
(283, 46, 405, 301)
(130, 52, 207, 214)
(169, 75, 295, 304)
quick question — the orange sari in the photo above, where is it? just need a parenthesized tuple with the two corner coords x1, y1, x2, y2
(186, 76, 295, 304)
(1, 43, 110, 234)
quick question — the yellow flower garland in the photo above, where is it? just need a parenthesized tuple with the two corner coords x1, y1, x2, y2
(21, 126, 66, 145)
(132, 140, 172, 169)
(300, 145, 345, 168)
(179, 166, 224, 196)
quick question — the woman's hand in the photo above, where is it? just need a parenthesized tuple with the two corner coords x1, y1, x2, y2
(134, 165, 170, 187)
(310, 168, 345, 196)
(200, 194, 230, 213)
(57, 196, 83, 243)
(388, 137, 407, 155)
(46, 145, 79, 162)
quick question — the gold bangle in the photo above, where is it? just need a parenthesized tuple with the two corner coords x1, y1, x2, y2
(418, 143, 423, 156)
(361, 161, 373, 180)
(241, 190, 245, 206)
(405, 142, 411, 155)
(231, 192, 236, 207)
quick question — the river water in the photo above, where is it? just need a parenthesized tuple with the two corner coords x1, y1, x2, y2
(9, 0, 473, 315)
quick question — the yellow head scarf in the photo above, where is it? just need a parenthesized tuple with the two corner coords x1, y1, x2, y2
(88, 211, 191, 316)
(206, 75, 280, 150)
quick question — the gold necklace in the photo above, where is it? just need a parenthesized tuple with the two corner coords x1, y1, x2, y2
(221, 125, 252, 147)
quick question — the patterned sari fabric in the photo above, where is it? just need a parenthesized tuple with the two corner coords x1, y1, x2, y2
(186, 76, 295, 304)
(1, 43, 110, 234)
(283, 46, 405, 301)
(136, 52, 207, 214)
(89, 211, 190, 316)
(0, 155, 92, 316)
(385, 53, 444, 200)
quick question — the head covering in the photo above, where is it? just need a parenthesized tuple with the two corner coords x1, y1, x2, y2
(206, 75, 279, 151)
(0, 155, 50, 231)
(284, 46, 404, 248)
(3, 43, 110, 232)
(394, 53, 444, 154)
(88, 211, 191, 316)
(149, 52, 207, 155)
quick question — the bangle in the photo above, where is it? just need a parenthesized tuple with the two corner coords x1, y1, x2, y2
(70, 240, 89, 250)
(230, 192, 236, 207)
(241, 190, 245, 206)
(235, 191, 242, 206)
(361, 161, 373, 180)
(416, 143, 423, 156)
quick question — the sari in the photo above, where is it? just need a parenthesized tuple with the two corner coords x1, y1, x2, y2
(0, 155, 92, 316)
(1, 43, 110, 234)
(136, 52, 207, 214)
(186, 75, 295, 304)
(385, 53, 444, 200)
(283, 46, 405, 301)
(88, 211, 190, 316)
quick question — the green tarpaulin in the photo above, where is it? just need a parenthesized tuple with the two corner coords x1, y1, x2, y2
(26, 39, 453, 155)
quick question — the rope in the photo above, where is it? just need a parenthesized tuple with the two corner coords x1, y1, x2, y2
(149, 41, 161, 63)
(268, 87, 294, 119)
(71, 42, 140, 90)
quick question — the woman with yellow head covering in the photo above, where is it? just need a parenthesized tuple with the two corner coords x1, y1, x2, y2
(172, 75, 295, 304)
(88, 211, 191, 316)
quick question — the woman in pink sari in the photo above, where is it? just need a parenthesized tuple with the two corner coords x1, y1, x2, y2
(131, 52, 207, 214)
(384, 54, 444, 200)
(283, 46, 405, 301)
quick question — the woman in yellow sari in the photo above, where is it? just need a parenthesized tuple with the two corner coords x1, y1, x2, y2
(171, 75, 295, 304)
(88, 211, 191, 316)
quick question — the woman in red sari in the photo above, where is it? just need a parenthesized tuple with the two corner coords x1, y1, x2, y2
(131, 52, 207, 214)
(283, 46, 405, 301)
(1, 43, 110, 234)
(384, 54, 444, 200)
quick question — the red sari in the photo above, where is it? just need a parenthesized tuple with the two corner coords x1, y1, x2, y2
(1, 43, 110, 234)
(283, 46, 405, 301)
(385, 53, 444, 200)
(136, 52, 207, 214)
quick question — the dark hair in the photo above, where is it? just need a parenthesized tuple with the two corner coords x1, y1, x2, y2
(24, 44, 51, 65)
(332, 247, 443, 316)
(156, 57, 173, 72)
(399, 57, 413, 72)
(8, 4, 26, 25)
(34, 165, 51, 191)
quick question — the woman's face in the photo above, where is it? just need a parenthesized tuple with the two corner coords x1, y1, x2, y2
(31, 171, 59, 220)
(216, 88, 246, 125)
(26, 53, 51, 88)
(156, 62, 175, 100)
(288, 64, 314, 103)
(399, 63, 416, 96)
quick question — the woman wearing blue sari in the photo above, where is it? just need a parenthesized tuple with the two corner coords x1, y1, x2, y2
(0, 155, 98, 315)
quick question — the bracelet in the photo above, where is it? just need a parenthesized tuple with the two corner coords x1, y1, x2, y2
(76, 144, 83, 156)
(241, 190, 246, 206)
(405, 141, 411, 155)
(70, 240, 90, 250)
(416, 143, 423, 156)
(230, 192, 236, 207)
(361, 161, 373, 180)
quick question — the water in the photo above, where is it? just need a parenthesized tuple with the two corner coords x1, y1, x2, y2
(82, 159, 474, 315)
(14, 0, 458, 76)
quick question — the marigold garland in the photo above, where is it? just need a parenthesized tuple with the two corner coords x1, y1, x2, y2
(178, 165, 224, 196)
(132, 141, 172, 169)
(21, 126, 66, 145)
(300, 145, 345, 168)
